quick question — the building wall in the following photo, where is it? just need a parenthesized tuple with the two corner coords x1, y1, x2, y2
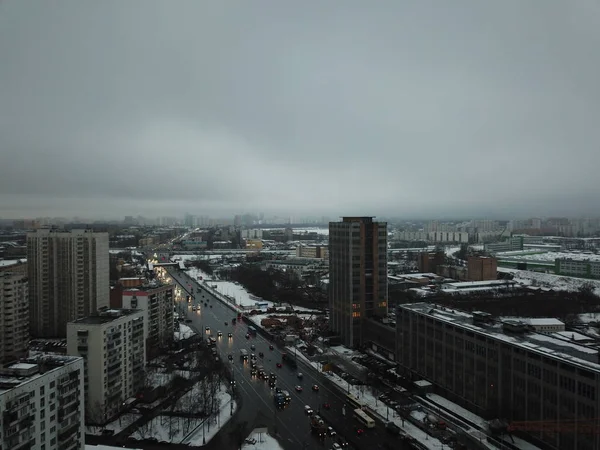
(66, 310, 145, 423)
(467, 256, 498, 281)
(556, 258, 600, 279)
(245, 239, 263, 250)
(0, 260, 27, 275)
(0, 272, 29, 365)
(27, 229, 110, 338)
(329, 217, 387, 348)
(0, 356, 85, 450)
(396, 305, 600, 450)
(122, 285, 174, 353)
(296, 245, 328, 259)
(396, 231, 469, 243)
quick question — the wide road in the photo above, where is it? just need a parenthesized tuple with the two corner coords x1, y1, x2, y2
(167, 267, 414, 450)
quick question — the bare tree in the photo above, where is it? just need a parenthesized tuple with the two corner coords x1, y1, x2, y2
(86, 400, 106, 427)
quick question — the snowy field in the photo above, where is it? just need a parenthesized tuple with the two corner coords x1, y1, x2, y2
(497, 250, 600, 263)
(241, 429, 285, 450)
(208, 281, 271, 308)
(86, 413, 141, 436)
(175, 323, 196, 340)
(498, 267, 600, 296)
(130, 387, 236, 446)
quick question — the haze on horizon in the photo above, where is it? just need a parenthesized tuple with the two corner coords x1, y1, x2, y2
(1, 1, 599, 221)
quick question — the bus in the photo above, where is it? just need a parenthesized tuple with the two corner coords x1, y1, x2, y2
(353, 409, 375, 429)
(346, 393, 365, 410)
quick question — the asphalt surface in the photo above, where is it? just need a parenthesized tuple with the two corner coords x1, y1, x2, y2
(167, 267, 414, 450)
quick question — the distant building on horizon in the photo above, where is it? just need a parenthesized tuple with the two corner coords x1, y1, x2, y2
(329, 217, 388, 348)
(27, 228, 110, 338)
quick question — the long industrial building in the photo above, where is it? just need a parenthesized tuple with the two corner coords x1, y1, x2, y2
(396, 302, 600, 450)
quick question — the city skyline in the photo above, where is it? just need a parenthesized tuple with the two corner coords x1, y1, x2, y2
(1, 1, 599, 219)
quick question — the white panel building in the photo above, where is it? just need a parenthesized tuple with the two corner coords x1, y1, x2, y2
(0, 355, 85, 450)
(66, 309, 145, 424)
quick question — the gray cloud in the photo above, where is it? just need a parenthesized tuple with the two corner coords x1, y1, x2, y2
(1, 0, 599, 220)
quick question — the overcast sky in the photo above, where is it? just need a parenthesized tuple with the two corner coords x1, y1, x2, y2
(1, 1, 599, 220)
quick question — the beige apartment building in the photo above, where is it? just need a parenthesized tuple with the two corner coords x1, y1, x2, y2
(329, 217, 388, 348)
(67, 309, 145, 423)
(27, 228, 110, 337)
(0, 271, 29, 366)
(397, 303, 600, 450)
(121, 283, 174, 356)
(0, 355, 85, 450)
(296, 244, 328, 259)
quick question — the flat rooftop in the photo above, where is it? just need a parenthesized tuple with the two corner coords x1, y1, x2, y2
(70, 309, 140, 325)
(0, 355, 81, 394)
(401, 303, 600, 372)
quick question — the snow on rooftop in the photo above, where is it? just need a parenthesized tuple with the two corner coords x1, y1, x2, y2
(498, 250, 600, 263)
(8, 363, 37, 370)
(0, 259, 25, 267)
(523, 318, 564, 326)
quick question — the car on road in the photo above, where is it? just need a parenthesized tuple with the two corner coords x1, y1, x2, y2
(250, 344, 255, 350)
(269, 344, 274, 350)
(250, 353, 256, 360)
(327, 427, 336, 437)
(251, 369, 257, 377)
(304, 405, 313, 415)
(276, 363, 283, 368)
(322, 403, 331, 410)
(228, 354, 233, 361)
(312, 384, 319, 392)
(205, 326, 210, 333)
(336, 439, 349, 448)
(224, 322, 228, 326)
(228, 333, 233, 338)
(355, 428, 364, 437)
(295, 385, 303, 392)
(217, 331, 222, 337)
(258, 352, 264, 357)
(246, 334, 250, 339)
(331, 444, 342, 450)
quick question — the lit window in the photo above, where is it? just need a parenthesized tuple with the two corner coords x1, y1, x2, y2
(352, 312, 361, 318)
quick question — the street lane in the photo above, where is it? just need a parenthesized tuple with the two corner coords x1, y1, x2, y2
(168, 268, 413, 450)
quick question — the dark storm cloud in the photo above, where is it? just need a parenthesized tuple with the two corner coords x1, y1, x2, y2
(1, 0, 599, 219)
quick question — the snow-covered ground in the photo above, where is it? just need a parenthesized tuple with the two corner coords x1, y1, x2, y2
(241, 429, 285, 450)
(130, 385, 236, 446)
(497, 250, 600, 263)
(146, 368, 192, 388)
(86, 446, 142, 450)
(86, 413, 141, 436)
(208, 281, 271, 308)
(186, 266, 214, 281)
(175, 323, 196, 340)
(498, 267, 600, 296)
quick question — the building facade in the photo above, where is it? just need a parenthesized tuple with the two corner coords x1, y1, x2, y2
(121, 284, 174, 355)
(66, 309, 145, 423)
(556, 258, 600, 279)
(296, 245, 329, 259)
(0, 355, 85, 450)
(396, 303, 600, 450)
(467, 256, 498, 281)
(0, 271, 29, 366)
(27, 228, 110, 338)
(329, 217, 388, 348)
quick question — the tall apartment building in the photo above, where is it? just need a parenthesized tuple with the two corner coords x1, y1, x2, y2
(121, 283, 174, 355)
(27, 228, 110, 337)
(0, 355, 85, 450)
(66, 309, 145, 424)
(329, 217, 388, 348)
(0, 271, 29, 366)
(396, 303, 600, 450)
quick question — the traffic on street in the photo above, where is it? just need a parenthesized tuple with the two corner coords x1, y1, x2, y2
(166, 266, 416, 450)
